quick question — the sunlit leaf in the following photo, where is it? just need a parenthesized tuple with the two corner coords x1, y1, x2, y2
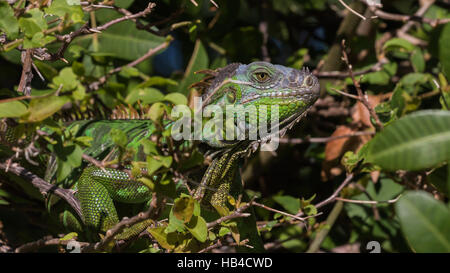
(367, 110, 450, 170)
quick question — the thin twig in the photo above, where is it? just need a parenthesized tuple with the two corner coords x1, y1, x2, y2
(306, 201, 344, 253)
(253, 201, 321, 222)
(198, 238, 252, 253)
(365, 1, 450, 27)
(88, 37, 173, 91)
(207, 199, 254, 229)
(296, 173, 354, 218)
(338, 0, 367, 20)
(15, 236, 89, 253)
(335, 194, 402, 205)
(278, 131, 375, 144)
(314, 58, 387, 79)
(341, 40, 384, 130)
(40, 3, 156, 63)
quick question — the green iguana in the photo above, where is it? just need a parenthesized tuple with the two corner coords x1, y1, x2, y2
(1, 61, 319, 249)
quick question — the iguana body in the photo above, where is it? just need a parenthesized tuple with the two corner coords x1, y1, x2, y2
(2, 62, 320, 246)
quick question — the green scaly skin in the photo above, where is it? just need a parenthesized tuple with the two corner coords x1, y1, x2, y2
(1, 62, 320, 247)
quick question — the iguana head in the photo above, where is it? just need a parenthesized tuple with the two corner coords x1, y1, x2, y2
(196, 61, 320, 147)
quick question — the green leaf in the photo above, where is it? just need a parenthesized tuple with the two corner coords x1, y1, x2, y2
(97, 21, 165, 61)
(439, 23, 450, 78)
(140, 138, 158, 155)
(173, 195, 195, 223)
(45, 0, 84, 23)
(0, 100, 28, 118)
(0, 2, 19, 39)
(361, 70, 390, 85)
(147, 226, 176, 250)
(177, 39, 209, 95)
(166, 207, 185, 233)
(71, 61, 85, 76)
(18, 8, 47, 38)
(148, 102, 166, 122)
(383, 38, 415, 53)
(341, 151, 360, 173)
(139, 76, 178, 88)
(125, 88, 164, 105)
(60, 232, 78, 241)
(367, 110, 450, 171)
(119, 66, 140, 78)
(23, 32, 56, 49)
(361, 62, 397, 85)
(272, 195, 300, 214)
(52, 67, 80, 91)
(34, 61, 58, 81)
(21, 96, 70, 122)
(56, 144, 83, 182)
(160, 156, 173, 168)
(411, 48, 425, 73)
(219, 227, 231, 237)
(164, 93, 188, 106)
(396, 191, 450, 253)
(303, 205, 317, 216)
(185, 215, 208, 243)
(146, 155, 171, 176)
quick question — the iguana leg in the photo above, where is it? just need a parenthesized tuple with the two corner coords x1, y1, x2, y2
(195, 149, 265, 252)
(77, 166, 153, 238)
(195, 149, 246, 208)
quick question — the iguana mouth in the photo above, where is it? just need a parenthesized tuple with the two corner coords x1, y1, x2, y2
(240, 88, 317, 104)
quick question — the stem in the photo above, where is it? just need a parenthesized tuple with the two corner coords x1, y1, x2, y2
(306, 201, 343, 253)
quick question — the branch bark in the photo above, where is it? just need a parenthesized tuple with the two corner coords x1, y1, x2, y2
(0, 162, 82, 219)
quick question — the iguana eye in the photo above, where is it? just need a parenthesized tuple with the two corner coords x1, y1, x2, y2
(253, 71, 270, 83)
(304, 76, 314, 87)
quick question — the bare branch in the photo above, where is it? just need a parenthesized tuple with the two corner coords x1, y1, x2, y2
(15, 236, 89, 253)
(41, 3, 156, 63)
(341, 40, 384, 130)
(17, 49, 33, 95)
(253, 201, 321, 222)
(335, 194, 402, 205)
(338, 0, 367, 20)
(314, 58, 387, 79)
(367, 2, 450, 27)
(88, 37, 173, 91)
(0, 162, 82, 219)
(296, 173, 354, 218)
(278, 131, 375, 145)
(207, 199, 254, 229)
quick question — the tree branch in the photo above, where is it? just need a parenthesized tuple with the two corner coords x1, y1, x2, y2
(207, 199, 254, 229)
(88, 37, 173, 91)
(39, 2, 156, 63)
(0, 162, 82, 219)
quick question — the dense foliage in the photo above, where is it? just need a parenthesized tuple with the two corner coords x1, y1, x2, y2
(0, 0, 449, 253)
